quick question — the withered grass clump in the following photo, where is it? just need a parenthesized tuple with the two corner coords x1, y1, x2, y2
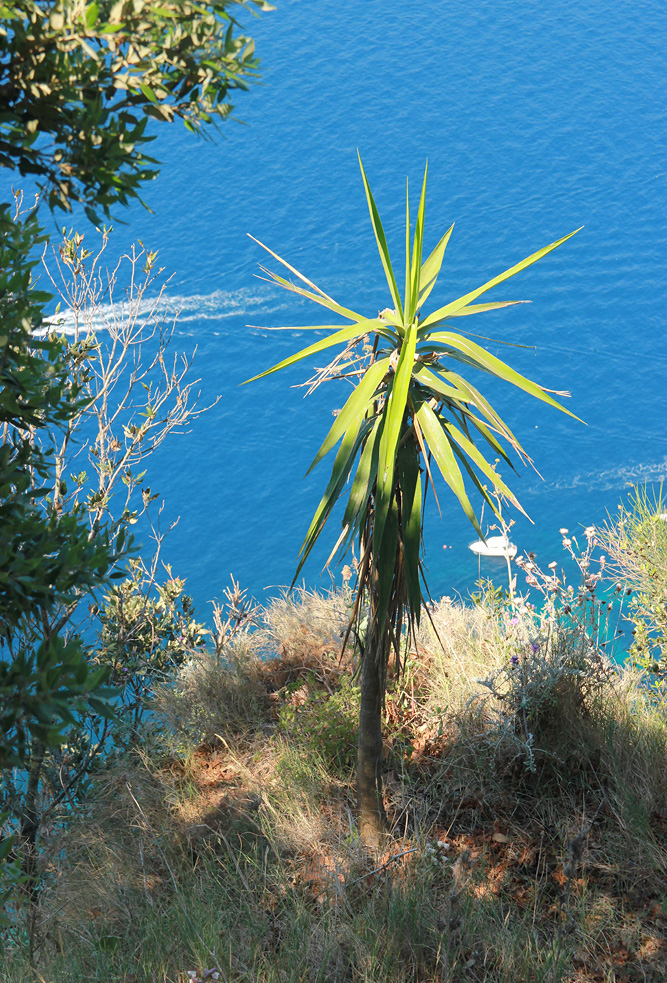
(3, 587, 666, 983)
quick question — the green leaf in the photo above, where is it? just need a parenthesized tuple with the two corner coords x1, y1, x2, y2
(449, 441, 500, 521)
(374, 322, 418, 557)
(412, 363, 473, 405)
(0, 833, 16, 862)
(342, 415, 383, 535)
(85, 3, 100, 28)
(375, 496, 399, 634)
(379, 308, 403, 332)
(404, 178, 411, 323)
(420, 228, 582, 329)
(256, 264, 372, 324)
(412, 364, 519, 466)
(250, 235, 346, 305)
(97, 935, 122, 953)
(418, 223, 454, 310)
(423, 330, 582, 420)
(397, 441, 422, 620)
(408, 162, 428, 323)
(415, 401, 482, 536)
(441, 418, 526, 515)
(241, 320, 379, 385)
(294, 420, 370, 580)
(460, 409, 516, 468)
(437, 368, 520, 453)
(358, 153, 404, 321)
(447, 300, 528, 318)
(307, 357, 390, 474)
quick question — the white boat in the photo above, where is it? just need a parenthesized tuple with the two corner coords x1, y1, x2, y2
(468, 534, 517, 558)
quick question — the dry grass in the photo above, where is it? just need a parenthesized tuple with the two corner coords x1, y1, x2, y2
(3, 587, 667, 982)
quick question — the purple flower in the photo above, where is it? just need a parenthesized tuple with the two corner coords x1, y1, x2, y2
(510, 616, 520, 626)
(510, 655, 520, 666)
(531, 643, 540, 654)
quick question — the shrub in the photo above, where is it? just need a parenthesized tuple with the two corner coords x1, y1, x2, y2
(600, 484, 667, 676)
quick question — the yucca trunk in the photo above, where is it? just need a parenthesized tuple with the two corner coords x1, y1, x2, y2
(357, 591, 390, 848)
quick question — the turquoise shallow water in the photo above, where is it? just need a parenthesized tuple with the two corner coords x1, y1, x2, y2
(4, 0, 666, 613)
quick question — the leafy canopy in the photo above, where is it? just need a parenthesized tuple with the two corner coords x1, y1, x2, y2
(0, 0, 270, 766)
(0, 0, 271, 219)
(0, 203, 121, 769)
(0, 0, 269, 916)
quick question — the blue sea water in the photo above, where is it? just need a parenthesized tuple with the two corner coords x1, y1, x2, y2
(6, 0, 667, 615)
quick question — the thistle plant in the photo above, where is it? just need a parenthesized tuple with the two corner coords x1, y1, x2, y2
(247, 156, 580, 846)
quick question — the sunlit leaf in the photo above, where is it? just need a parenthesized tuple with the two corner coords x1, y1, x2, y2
(404, 178, 411, 322)
(412, 363, 474, 405)
(447, 300, 528, 317)
(449, 441, 500, 523)
(414, 364, 519, 463)
(408, 162, 428, 323)
(256, 264, 366, 323)
(358, 153, 404, 321)
(420, 228, 581, 329)
(307, 357, 390, 474)
(249, 234, 338, 303)
(441, 418, 526, 515)
(415, 401, 482, 536)
(242, 319, 380, 385)
(374, 322, 418, 556)
(425, 330, 581, 419)
(418, 223, 453, 310)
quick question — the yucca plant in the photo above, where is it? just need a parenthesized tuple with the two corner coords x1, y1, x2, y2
(246, 156, 580, 846)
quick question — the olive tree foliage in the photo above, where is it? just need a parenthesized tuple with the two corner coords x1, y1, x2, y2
(0, 0, 269, 931)
(40, 228, 209, 549)
(0, 203, 118, 772)
(248, 158, 580, 846)
(0, 0, 272, 219)
(35, 225, 213, 729)
(0, 202, 121, 931)
(1, 0, 269, 768)
(0, 222, 212, 944)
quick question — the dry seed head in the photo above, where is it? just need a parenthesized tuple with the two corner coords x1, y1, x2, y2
(569, 829, 588, 864)
(451, 848, 472, 890)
